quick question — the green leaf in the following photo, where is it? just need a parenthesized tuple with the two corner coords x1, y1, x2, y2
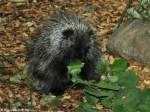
(14, 101, 22, 108)
(142, 10, 150, 19)
(117, 70, 138, 88)
(99, 91, 114, 98)
(67, 60, 85, 83)
(10, 74, 22, 83)
(40, 94, 60, 107)
(108, 75, 119, 83)
(10, 71, 29, 83)
(84, 87, 101, 97)
(140, 0, 150, 6)
(100, 90, 115, 108)
(101, 98, 112, 108)
(67, 60, 85, 76)
(113, 105, 125, 112)
(74, 103, 100, 112)
(112, 86, 147, 112)
(96, 61, 109, 73)
(121, 89, 140, 112)
(27, 99, 36, 108)
(12, 98, 23, 108)
(127, 8, 143, 19)
(95, 82, 120, 90)
(111, 59, 128, 72)
(85, 93, 99, 105)
(85, 87, 114, 98)
(70, 69, 82, 76)
(138, 89, 150, 112)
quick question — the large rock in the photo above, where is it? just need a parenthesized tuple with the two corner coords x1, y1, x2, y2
(107, 19, 150, 65)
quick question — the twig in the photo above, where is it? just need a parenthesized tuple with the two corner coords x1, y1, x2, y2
(0, 54, 15, 65)
(117, 0, 133, 28)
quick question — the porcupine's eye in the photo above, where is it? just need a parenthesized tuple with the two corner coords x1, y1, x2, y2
(62, 29, 74, 39)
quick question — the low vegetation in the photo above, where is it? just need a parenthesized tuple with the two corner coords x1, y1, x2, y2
(68, 59, 150, 112)
(128, 0, 150, 19)
(9, 59, 150, 111)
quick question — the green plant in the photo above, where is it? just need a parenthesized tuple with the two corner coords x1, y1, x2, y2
(10, 97, 36, 109)
(128, 0, 150, 19)
(40, 94, 60, 108)
(8, 59, 150, 111)
(9, 66, 31, 84)
(68, 59, 150, 112)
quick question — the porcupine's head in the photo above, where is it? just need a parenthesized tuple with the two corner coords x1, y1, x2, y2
(43, 11, 96, 62)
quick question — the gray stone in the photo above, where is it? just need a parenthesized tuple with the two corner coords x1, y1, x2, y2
(107, 19, 150, 65)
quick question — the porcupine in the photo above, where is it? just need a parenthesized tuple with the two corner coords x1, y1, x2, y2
(27, 10, 101, 95)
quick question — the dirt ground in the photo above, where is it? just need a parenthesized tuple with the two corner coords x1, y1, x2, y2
(0, 0, 149, 111)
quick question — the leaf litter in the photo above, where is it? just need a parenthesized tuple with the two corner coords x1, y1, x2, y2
(0, 0, 149, 111)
